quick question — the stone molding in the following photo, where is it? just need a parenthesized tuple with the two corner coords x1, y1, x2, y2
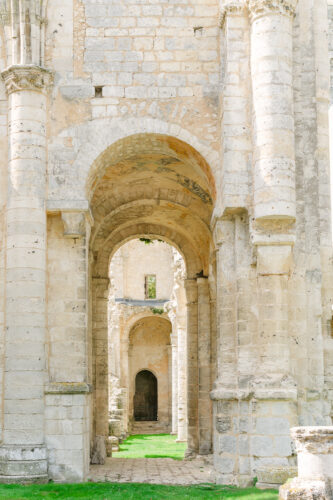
(210, 387, 250, 401)
(47, 199, 90, 212)
(1, 65, 53, 94)
(210, 380, 297, 401)
(197, 276, 209, 283)
(219, 1, 247, 28)
(45, 382, 93, 395)
(248, 0, 298, 21)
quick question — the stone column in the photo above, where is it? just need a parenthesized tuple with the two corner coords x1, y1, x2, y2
(120, 335, 129, 435)
(170, 332, 178, 435)
(248, 0, 299, 487)
(167, 343, 172, 428)
(0, 65, 52, 483)
(219, 0, 251, 216)
(184, 278, 198, 457)
(280, 427, 333, 499)
(177, 320, 187, 443)
(249, 0, 298, 221)
(197, 277, 212, 455)
(91, 277, 109, 464)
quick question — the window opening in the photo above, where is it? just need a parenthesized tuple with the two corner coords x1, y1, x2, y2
(94, 86, 103, 98)
(145, 274, 156, 299)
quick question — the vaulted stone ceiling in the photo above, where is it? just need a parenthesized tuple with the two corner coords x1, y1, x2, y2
(89, 134, 215, 278)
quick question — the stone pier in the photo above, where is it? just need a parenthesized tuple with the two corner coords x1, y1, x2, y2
(197, 277, 212, 455)
(184, 279, 199, 457)
(0, 65, 52, 483)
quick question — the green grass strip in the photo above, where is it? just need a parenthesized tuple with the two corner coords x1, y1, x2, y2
(113, 433, 187, 460)
(0, 482, 279, 499)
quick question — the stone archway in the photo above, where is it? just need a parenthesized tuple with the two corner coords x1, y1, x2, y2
(134, 370, 158, 422)
(88, 133, 215, 460)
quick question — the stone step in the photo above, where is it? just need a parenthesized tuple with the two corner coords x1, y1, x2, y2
(131, 421, 171, 435)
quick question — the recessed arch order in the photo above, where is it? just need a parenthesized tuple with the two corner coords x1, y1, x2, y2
(89, 132, 215, 280)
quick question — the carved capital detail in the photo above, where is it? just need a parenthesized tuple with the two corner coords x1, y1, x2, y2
(1, 65, 53, 94)
(61, 211, 87, 239)
(248, 0, 298, 21)
(219, 1, 246, 28)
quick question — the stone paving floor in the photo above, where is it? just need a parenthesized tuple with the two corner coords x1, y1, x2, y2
(89, 456, 215, 485)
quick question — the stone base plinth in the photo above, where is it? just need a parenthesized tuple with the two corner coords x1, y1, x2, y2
(257, 466, 297, 490)
(0, 446, 48, 484)
(279, 478, 331, 499)
(184, 448, 197, 460)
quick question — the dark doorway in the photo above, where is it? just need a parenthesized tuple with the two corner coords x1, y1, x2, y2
(134, 370, 158, 421)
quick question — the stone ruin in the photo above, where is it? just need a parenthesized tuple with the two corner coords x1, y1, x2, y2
(0, 0, 331, 488)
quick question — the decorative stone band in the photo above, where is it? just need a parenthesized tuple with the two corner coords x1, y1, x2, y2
(45, 382, 93, 395)
(248, 0, 298, 21)
(219, 0, 247, 28)
(210, 386, 297, 401)
(1, 65, 53, 94)
(291, 427, 333, 455)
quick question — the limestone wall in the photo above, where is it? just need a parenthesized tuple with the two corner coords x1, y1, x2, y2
(0, 0, 331, 488)
(44, 0, 220, 207)
(113, 239, 174, 301)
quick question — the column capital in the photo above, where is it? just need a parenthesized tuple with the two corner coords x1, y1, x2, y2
(248, 0, 298, 21)
(212, 218, 234, 248)
(1, 65, 53, 94)
(61, 210, 93, 239)
(170, 333, 178, 346)
(197, 277, 210, 294)
(197, 276, 209, 285)
(219, 0, 246, 28)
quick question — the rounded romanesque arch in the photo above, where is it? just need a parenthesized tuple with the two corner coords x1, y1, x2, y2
(123, 310, 171, 343)
(90, 132, 214, 458)
(89, 133, 214, 279)
(47, 120, 219, 206)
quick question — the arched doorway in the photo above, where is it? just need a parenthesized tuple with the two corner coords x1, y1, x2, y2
(134, 370, 158, 421)
(89, 133, 215, 459)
